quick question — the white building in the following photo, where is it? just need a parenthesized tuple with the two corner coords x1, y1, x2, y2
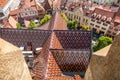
(92, 0, 120, 5)
(0, 0, 21, 27)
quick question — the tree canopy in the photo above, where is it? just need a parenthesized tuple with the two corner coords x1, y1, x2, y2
(60, 12, 78, 30)
(60, 12, 68, 22)
(81, 23, 90, 31)
(67, 20, 78, 30)
(40, 14, 51, 25)
(93, 36, 112, 52)
(16, 23, 22, 29)
(28, 20, 36, 29)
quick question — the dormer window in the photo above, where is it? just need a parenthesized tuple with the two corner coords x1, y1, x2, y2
(96, 14, 101, 20)
(106, 17, 112, 24)
(92, 13, 96, 18)
(101, 16, 106, 21)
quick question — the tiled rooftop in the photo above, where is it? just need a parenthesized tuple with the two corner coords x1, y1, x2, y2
(38, 12, 67, 30)
(0, 28, 92, 80)
(94, 8, 115, 18)
(0, 0, 8, 7)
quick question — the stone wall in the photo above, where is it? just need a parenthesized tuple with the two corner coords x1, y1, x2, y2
(84, 34, 120, 80)
(0, 38, 32, 80)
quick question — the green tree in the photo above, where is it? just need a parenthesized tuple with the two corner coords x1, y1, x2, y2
(67, 20, 77, 30)
(93, 36, 112, 52)
(81, 23, 90, 30)
(28, 20, 36, 29)
(60, 12, 68, 22)
(16, 23, 22, 29)
(40, 14, 51, 25)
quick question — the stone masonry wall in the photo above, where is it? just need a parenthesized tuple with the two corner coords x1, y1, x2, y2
(0, 39, 32, 80)
(84, 34, 120, 80)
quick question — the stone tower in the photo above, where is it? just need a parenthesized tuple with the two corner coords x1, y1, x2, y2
(84, 34, 120, 80)
(0, 38, 32, 80)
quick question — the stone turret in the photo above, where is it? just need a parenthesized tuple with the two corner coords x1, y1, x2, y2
(0, 38, 32, 80)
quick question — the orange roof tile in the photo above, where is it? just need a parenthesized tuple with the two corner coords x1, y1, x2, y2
(53, 12, 67, 30)
(38, 12, 67, 30)
(94, 8, 115, 18)
(50, 32, 63, 49)
(10, 9, 20, 16)
(46, 51, 62, 78)
(53, 0, 61, 9)
(8, 16, 17, 28)
(0, 0, 8, 7)
(24, 20, 30, 27)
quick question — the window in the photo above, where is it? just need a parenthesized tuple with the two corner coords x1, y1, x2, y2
(102, 27, 106, 30)
(109, 26, 113, 29)
(86, 19, 88, 23)
(95, 25, 100, 28)
(0, 13, 4, 17)
(103, 23, 108, 26)
(113, 32, 116, 35)
(83, 19, 85, 22)
(79, 17, 81, 21)
(114, 28, 119, 31)
(90, 23, 94, 26)
(108, 30, 111, 33)
(97, 21, 101, 24)
(91, 19, 95, 22)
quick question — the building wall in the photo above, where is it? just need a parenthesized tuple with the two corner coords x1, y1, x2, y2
(63, 10, 83, 26)
(89, 18, 110, 35)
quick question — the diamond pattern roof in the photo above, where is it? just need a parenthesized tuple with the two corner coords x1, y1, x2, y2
(0, 29, 52, 50)
(54, 30, 91, 50)
(0, 28, 92, 80)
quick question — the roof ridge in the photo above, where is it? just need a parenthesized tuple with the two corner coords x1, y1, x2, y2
(49, 32, 63, 49)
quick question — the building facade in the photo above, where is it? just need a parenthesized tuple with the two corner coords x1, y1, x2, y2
(62, 1, 120, 37)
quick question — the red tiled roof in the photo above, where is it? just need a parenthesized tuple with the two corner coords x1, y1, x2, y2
(94, 8, 115, 18)
(0, 0, 8, 7)
(53, 0, 61, 9)
(21, 0, 36, 8)
(52, 12, 67, 30)
(46, 51, 62, 78)
(8, 16, 17, 28)
(114, 8, 120, 23)
(10, 9, 20, 16)
(37, 20, 51, 30)
(39, 12, 67, 30)
(50, 32, 63, 49)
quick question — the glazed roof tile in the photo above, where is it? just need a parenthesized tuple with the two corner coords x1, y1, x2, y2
(0, 26, 91, 80)
(0, 0, 8, 7)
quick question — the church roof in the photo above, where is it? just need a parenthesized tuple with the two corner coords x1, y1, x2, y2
(0, 21, 91, 80)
